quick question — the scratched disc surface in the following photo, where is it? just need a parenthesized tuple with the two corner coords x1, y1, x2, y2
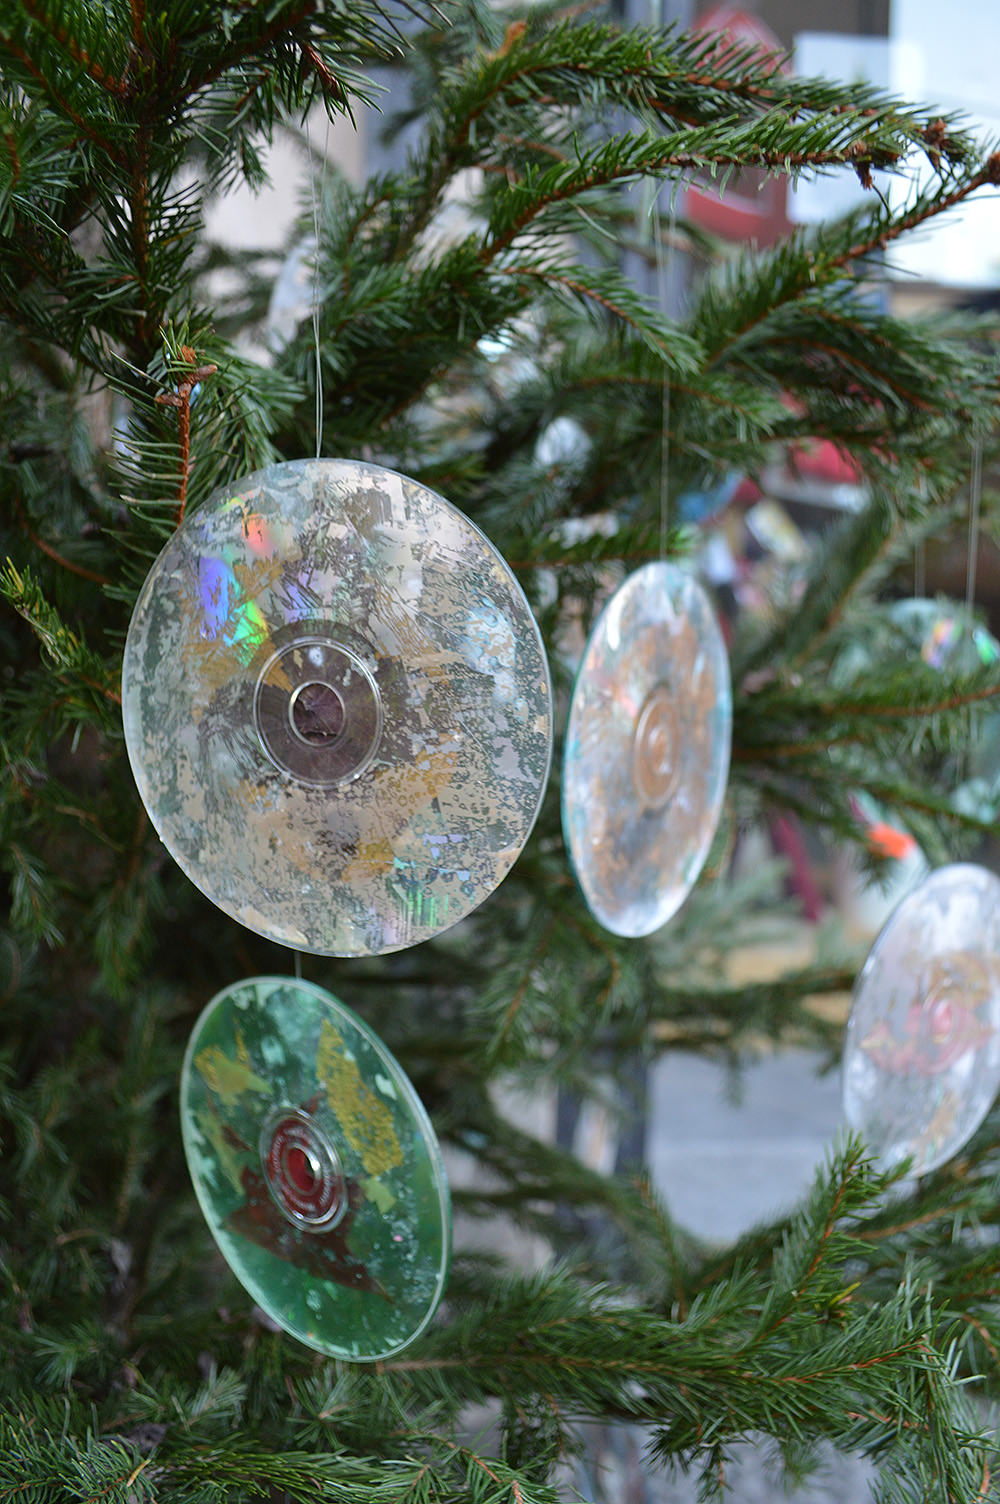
(843, 864, 1000, 1175)
(180, 975, 451, 1360)
(562, 561, 731, 937)
(121, 458, 552, 955)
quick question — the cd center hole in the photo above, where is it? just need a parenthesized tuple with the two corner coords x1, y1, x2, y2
(285, 1145, 320, 1194)
(645, 719, 672, 773)
(290, 680, 345, 745)
(633, 685, 680, 811)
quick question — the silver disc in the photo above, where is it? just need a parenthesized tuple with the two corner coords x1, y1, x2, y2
(561, 561, 731, 937)
(843, 863, 1000, 1175)
(122, 459, 553, 955)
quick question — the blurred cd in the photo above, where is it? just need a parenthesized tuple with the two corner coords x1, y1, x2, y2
(266, 235, 316, 354)
(886, 597, 999, 673)
(562, 561, 731, 937)
(122, 459, 552, 955)
(843, 864, 1000, 1175)
(180, 975, 451, 1360)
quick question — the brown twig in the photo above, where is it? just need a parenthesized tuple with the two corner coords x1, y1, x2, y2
(154, 348, 217, 527)
(301, 41, 344, 102)
(13, 497, 110, 585)
(839, 154, 1000, 268)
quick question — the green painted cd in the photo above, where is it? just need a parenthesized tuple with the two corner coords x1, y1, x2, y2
(180, 975, 451, 1360)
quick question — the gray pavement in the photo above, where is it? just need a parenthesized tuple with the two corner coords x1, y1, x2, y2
(646, 1049, 846, 1244)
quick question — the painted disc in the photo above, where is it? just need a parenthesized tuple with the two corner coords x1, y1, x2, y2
(843, 863, 1000, 1175)
(180, 975, 451, 1360)
(122, 459, 553, 955)
(561, 561, 731, 937)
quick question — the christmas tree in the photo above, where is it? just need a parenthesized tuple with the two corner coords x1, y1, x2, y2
(3, 2, 1000, 1499)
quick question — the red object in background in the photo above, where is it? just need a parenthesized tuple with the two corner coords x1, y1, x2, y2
(867, 821, 918, 862)
(684, 6, 792, 246)
(788, 436, 862, 487)
(770, 813, 825, 922)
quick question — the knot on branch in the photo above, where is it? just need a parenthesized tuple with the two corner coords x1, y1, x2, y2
(922, 117, 950, 170)
(845, 139, 899, 191)
(155, 345, 217, 410)
(301, 42, 344, 103)
(490, 20, 527, 58)
(845, 140, 874, 191)
(985, 152, 1000, 187)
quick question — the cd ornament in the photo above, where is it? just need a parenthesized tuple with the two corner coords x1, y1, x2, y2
(561, 560, 732, 938)
(121, 458, 553, 956)
(843, 863, 1000, 1176)
(180, 975, 451, 1360)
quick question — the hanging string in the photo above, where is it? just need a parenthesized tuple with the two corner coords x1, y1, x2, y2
(294, 949, 303, 982)
(304, 110, 330, 461)
(955, 438, 984, 792)
(914, 471, 926, 598)
(651, 189, 675, 561)
(966, 436, 983, 619)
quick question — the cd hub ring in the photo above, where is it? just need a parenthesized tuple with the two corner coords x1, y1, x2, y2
(260, 1107, 346, 1231)
(253, 632, 383, 787)
(632, 685, 680, 811)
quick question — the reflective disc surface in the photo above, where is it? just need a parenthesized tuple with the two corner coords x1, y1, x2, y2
(843, 863, 1000, 1175)
(180, 975, 451, 1359)
(122, 459, 553, 955)
(561, 562, 731, 937)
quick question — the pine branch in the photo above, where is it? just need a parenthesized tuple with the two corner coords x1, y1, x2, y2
(481, 120, 904, 262)
(0, 1422, 155, 1504)
(0, 22, 129, 167)
(16, 0, 130, 97)
(3, 842, 64, 948)
(387, 16, 981, 269)
(0, 561, 120, 709)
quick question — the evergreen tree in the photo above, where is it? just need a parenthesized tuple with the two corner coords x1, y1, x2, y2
(3, 2, 1000, 1498)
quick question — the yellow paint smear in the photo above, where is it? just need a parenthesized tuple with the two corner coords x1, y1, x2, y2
(316, 1020, 402, 1175)
(195, 1043, 270, 1106)
(340, 745, 458, 882)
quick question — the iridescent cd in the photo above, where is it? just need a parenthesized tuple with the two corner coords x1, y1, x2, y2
(180, 975, 451, 1360)
(561, 561, 731, 937)
(121, 459, 553, 955)
(843, 864, 1000, 1175)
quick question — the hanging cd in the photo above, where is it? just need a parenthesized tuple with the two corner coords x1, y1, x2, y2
(122, 459, 552, 955)
(562, 561, 731, 937)
(180, 975, 451, 1360)
(843, 864, 1000, 1176)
